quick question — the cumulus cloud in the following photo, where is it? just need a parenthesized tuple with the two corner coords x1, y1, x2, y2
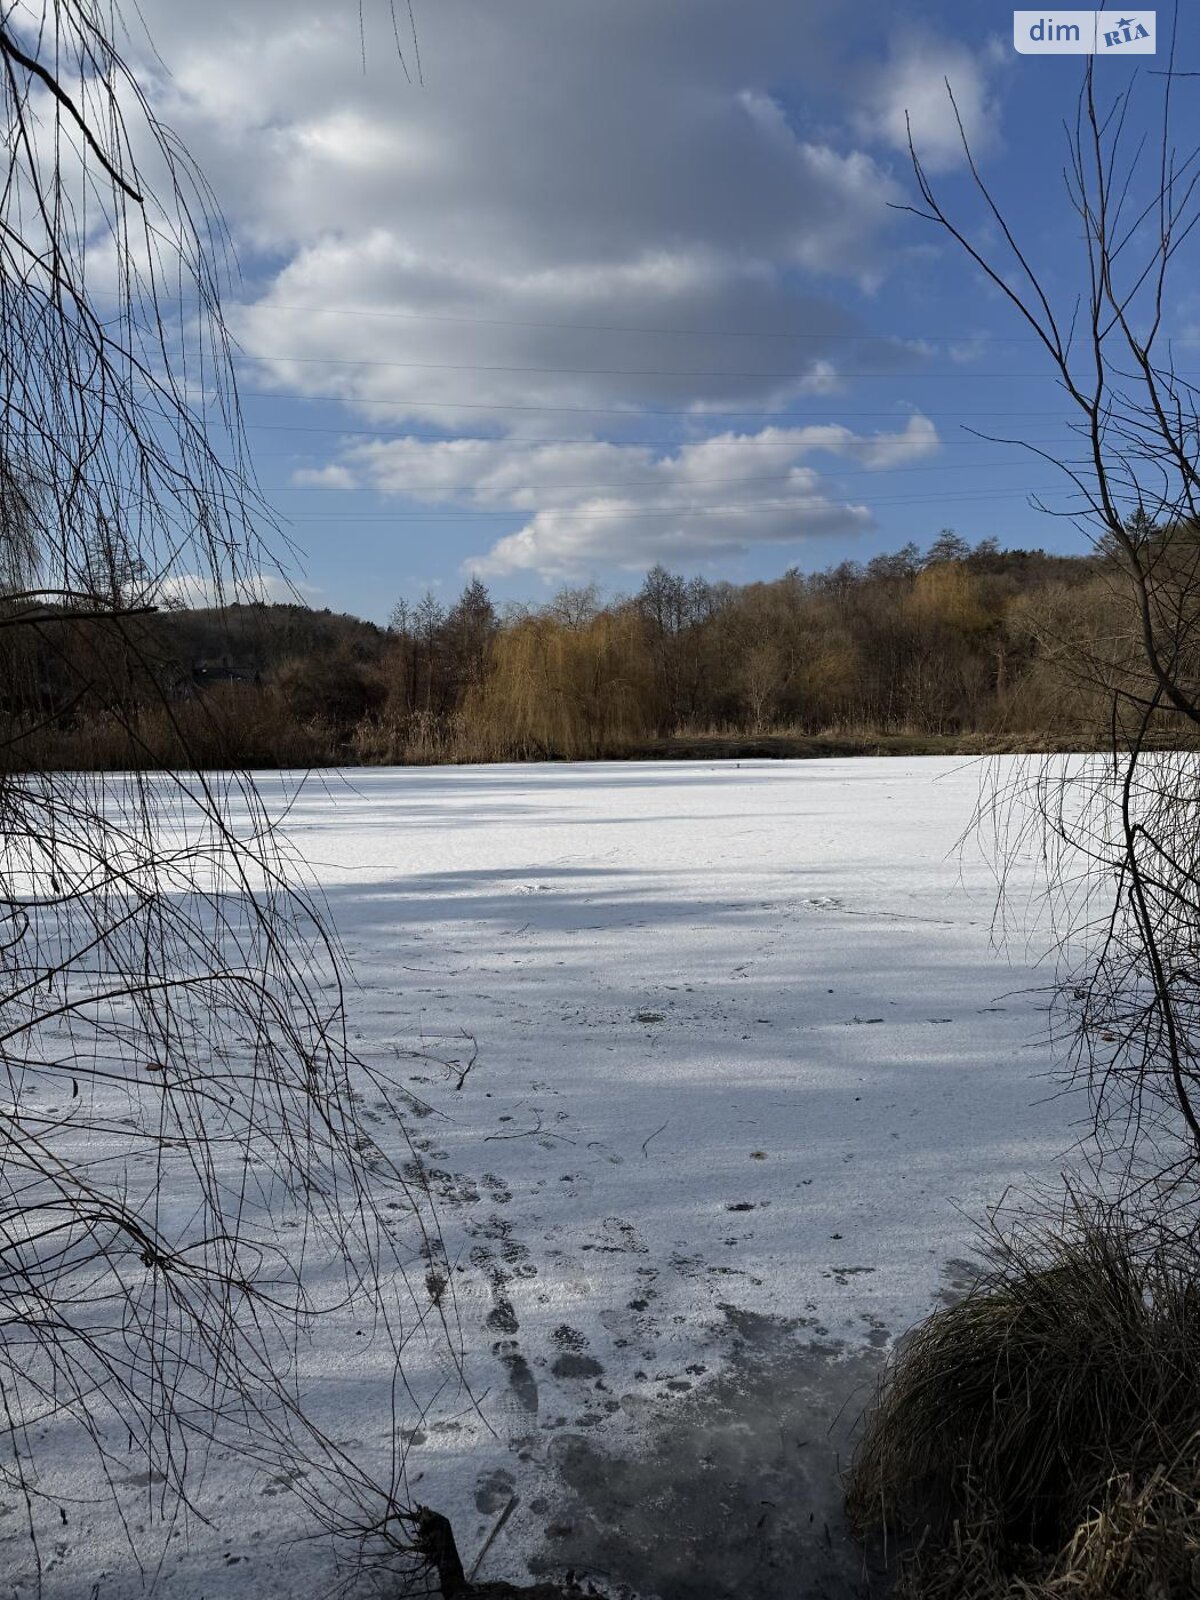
(858, 34, 1001, 173)
(233, 244, 901, 430)
(467, 490, 871, 580)
(115, 0, 918, 434)
(309, 416, 938, 578)
(95, 2, 985, 593)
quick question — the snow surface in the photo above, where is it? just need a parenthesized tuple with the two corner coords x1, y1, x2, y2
(18, 757, 1089, 1599)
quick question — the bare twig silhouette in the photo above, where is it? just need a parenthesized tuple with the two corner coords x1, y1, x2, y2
(0, 2, 449, 1584)
(905, 10, 1200, 1207)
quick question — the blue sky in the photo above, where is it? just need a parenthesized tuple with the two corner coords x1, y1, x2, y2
(128, 2, 1197, 622)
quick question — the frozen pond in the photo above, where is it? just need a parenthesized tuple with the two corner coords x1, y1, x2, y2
(25, 758, 1086, 1599)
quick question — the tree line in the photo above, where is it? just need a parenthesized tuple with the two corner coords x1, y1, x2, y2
(5, 526, 1193, 768)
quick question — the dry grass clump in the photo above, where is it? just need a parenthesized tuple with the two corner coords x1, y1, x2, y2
(845, 1203, 1200, 1597)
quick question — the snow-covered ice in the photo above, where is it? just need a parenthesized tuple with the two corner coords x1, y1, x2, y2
(16, 757, 1088, 1599)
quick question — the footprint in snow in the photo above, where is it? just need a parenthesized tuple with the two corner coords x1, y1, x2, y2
(552, 1323, 588, 1351)
(600, 1282, 661, 1348)
(467, 1226, 534, 1332)
(474, 1466, 516, 1515)
(581, 1217, 648, 1255)
(555, 1171, 595, 1200)
(492, 1340, 540, 1439)
(547, 1323, 605, 1380)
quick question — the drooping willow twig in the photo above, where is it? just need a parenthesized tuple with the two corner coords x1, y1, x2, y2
(0, 2, 452, 1585)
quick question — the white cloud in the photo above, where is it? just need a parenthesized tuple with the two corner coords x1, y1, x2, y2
(831, 413, 940, 469)
(232, 243, 891, 430)
(947, 331, 992, 364)
(858, 35, 1000, 174)
(110, 0, 919, 435)
(75, 1, 984, 595)
(467, 492, 871, 580)
(312, 416, 939, 578)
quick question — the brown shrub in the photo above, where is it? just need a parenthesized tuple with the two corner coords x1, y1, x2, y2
(846, 1201, 1200, 1598)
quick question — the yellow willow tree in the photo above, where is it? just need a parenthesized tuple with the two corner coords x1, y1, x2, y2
(900, 560, 994, 731)
(463, 606, 657, 758)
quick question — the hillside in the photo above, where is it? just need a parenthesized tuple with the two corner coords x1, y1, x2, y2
(7, 535, 1192, 769)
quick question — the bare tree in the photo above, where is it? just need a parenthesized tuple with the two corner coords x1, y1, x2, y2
(905, 17, 1200, 1204)
(0, 2, 446, 1584)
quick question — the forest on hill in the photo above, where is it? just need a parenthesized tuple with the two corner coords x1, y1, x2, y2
(5, 529, 1191, 768)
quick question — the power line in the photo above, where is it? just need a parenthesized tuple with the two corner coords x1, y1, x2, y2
(242, 413, 1075, 439)
(256, 454, 1081, 496)
(276, 482, 1082, 519)
(236, 300, 1190, 350)
(236, 301, 1022, 340)
(235, 350, 1070, 381)
(231, 389, 1077, 419)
